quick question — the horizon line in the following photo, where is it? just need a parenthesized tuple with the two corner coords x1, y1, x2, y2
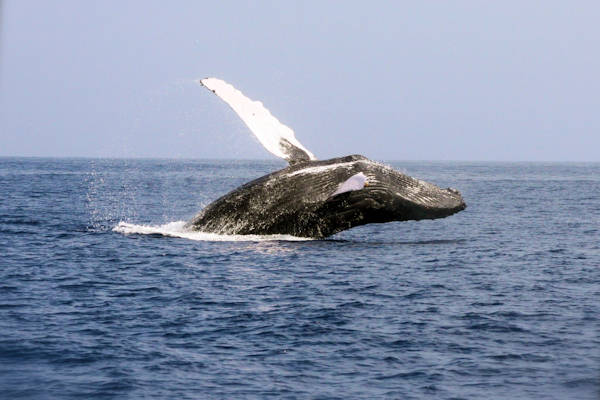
(0, 155, 598, 164)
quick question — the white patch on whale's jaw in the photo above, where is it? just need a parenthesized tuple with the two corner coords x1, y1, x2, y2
(330, 172, 368, 197)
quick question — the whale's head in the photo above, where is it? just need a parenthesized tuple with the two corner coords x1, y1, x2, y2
(363, 169, 467, 222)
(309, 156, 466, 236)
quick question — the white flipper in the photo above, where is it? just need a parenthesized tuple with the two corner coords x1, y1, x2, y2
(200, 78, 316, 164)
(331, 172, 368, 197)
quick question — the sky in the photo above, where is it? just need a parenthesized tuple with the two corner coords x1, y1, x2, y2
(0, 0, 599, 161)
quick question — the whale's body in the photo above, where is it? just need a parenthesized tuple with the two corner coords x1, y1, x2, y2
(186, 78, 466, 238)
(185, 154, 465, 238)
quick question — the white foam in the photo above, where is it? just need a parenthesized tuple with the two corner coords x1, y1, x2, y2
(112, 221, 313, 242)
(200, 78, 316, 163)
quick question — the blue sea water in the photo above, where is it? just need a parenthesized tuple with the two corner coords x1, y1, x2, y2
(0, 157, 598, 399)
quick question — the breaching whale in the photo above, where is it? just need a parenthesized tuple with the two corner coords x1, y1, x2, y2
(185, 78, 466, 238)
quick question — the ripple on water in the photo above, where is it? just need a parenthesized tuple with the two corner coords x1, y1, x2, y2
(0, 159, 598, 399)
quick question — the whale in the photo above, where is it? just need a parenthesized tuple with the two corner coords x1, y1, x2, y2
(185, 78, 466, 238)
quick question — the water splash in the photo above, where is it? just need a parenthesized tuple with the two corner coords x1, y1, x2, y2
(113, 221, 314, 242)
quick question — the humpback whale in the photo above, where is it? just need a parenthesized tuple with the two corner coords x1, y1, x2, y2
(186, 78, 466, 238)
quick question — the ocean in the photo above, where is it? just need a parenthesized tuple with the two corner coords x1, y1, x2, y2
(0, 157, 598, 399)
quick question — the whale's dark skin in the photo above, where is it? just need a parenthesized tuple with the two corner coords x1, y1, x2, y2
(185, 154, 466, 238)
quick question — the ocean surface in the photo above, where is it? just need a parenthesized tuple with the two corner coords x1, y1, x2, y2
(0, 157, 598, 399)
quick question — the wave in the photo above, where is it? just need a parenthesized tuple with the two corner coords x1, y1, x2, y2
(112, 221, 313, 242)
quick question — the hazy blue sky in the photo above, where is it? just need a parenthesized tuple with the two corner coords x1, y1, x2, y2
(1, 1, 598, 161)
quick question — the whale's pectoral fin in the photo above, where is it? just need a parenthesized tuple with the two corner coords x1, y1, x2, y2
(199, 78, 317, 164)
